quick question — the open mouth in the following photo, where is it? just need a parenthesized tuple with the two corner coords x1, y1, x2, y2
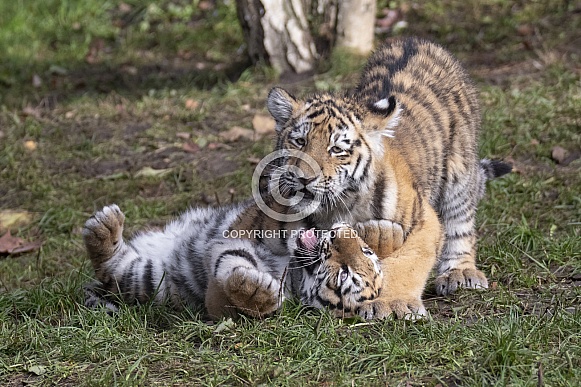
(299, 188, 316, 200)
(297, 229, 318, 251)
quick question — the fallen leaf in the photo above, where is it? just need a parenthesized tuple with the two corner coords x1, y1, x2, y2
(516, 24, 534, 36)
(32, 74, 42, 88)
(0, 231, 22, 253)
(252, 114, 276, 136)
(0, 231, 42, 255)
(27, 365, 47, 376)
(22, 106, 41, 120)
(176, 132, 191, 140)
(134, 166, 172, 178)
(119, 2, 132, 13)
(65, 111, 75, 119)
(247, 156, 261, 164)
(24, 140, 37, 151)
(551, 146, 580, 166)
(198, 0, 214, 11)
(214, 318, 235, 333)
(121, 65, 138, 75)
(185, 98, 199, 110)
(183, 141, 200, 153)
(220, 126, 255, 142)
(491, 281, 498, 290)
(552, 146, 567, 164)
(48, 65, 68, 75)
(195, 137, 208, 148)
(0, 210, 33, 232)
(11, 240, 42, 255)
(207, 142, 228, 150)
(376, 9, 399, 32)
(99, 172, 126, 181)
(85, 38, 105, 64)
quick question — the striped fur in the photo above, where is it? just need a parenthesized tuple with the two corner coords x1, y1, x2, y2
(267, 37, 511, 319)
(82, 203, 389, 320)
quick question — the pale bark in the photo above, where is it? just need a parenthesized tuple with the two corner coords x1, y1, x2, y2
(236, 0, 376, 74)
(336, 0, 377, 54)
(237, 0, 318, 74)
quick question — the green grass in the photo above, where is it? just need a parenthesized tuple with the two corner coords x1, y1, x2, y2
(1, 0, 580, 385)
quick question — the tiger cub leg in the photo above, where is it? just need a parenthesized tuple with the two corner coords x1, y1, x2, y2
(82, 204, 172, 305)
(210, 246, 284, 319)
(435, 177, 488, 295)
(356, 208, 442, 320)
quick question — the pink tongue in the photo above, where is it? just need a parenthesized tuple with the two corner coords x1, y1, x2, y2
(300, 229, 318, 251)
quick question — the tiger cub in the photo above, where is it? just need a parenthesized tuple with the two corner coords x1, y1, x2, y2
(82, 203, 396, 320)
(266, 37, 511, 319)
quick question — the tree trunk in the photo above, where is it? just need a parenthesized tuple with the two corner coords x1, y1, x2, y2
(236, 0, 376, 74)
(336, 0, 377, 54)
(236, 0, 318, 74)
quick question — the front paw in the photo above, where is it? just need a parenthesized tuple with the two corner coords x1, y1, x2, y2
(355, 220, 405, 257)
(224, 267, 282, 318)
(356, 297, 427, 320)
(435, 268, 488, 296)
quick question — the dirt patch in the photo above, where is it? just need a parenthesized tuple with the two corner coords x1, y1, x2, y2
(195, 150, 241, 179)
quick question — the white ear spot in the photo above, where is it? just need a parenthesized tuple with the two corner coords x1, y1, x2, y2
(384, 106, 402, 131)
(374, 98, 390, 110)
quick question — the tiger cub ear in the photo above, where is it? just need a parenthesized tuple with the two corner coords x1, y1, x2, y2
(364, 96, 402, 138)
(267, 87, 298, 129)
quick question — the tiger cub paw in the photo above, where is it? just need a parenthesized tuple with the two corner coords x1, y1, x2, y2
(357, 298, 427, 320)
(435, 268, 488, 296)
(224, 267, 282, 318)
(355, 220, 405, 257)
(82, 204, 125, 266)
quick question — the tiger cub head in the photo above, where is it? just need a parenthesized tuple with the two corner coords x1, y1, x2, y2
(292, 222, 383, 317)
(266, 87, 401, 214)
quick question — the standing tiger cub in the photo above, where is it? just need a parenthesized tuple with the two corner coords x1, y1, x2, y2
(267, 37, 511, 319)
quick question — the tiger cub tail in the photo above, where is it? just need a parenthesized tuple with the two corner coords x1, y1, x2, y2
(477, 159, 512, 201)
(480, 159, 513, 180)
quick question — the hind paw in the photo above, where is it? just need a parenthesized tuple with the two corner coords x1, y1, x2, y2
(435, 268, 488, 295)
(82, 204, 125, 265)
(224, 267, 282, 318)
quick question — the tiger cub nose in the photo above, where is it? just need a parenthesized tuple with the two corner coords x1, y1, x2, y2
(297, 176, 316, 186)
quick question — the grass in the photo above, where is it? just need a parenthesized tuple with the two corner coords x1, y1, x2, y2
(1, 0, 580, 385)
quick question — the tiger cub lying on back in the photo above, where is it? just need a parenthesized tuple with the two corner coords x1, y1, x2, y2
(82, 203, 403, 320)
(266, 37, 511, 319)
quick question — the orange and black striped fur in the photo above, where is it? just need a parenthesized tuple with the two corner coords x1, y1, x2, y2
(267, 37, 511, 319)
(82, 204, 387, 320)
